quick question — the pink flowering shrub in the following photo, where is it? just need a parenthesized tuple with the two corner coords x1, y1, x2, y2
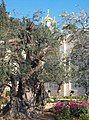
(54, 102, 65, 113)
(54, 101, 89, 119)
(69, 101, 89, 109)
(69, 101, 89, 117)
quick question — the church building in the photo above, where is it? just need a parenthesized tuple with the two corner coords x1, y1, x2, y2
(43, 10, 85, 97)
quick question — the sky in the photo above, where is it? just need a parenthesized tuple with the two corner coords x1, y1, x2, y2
(0, 0, 89, 21)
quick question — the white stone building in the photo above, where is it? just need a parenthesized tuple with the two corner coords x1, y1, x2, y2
(43, 10, 85, 97)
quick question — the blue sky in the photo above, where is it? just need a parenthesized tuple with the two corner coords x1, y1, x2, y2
(0, 0, 89, 21)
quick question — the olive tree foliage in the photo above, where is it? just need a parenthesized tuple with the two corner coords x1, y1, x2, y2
(40, 50, 70, 82)
(0, 1, 61, 119)
(61, 10, 89, 94)
(38, 29, 72, 93)
(0, 1, 22, 82)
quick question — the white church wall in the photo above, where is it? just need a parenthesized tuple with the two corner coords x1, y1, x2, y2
(44, 82, 58, 96)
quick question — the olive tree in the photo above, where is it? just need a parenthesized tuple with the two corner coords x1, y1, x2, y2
(0, 1, 61, 119)
(61, 10, 89, 95)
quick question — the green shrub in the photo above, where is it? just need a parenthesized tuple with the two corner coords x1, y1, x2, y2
(79, 114, 89, 120)
(60, 96, 87, 101)
(47, 97, 58, 103)
(47, 98, 55, 103)
(78, 106, 88, 116)
(57, 108, 71, 120)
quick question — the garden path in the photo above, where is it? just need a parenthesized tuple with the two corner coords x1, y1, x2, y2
(35, 103, 56, 120)
(36, 111, 56, 120)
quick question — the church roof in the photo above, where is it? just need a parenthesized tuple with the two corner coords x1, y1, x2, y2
(44, 15, 53, 22)
(42, 9, 57, 30)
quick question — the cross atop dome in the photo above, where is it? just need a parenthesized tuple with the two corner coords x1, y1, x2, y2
(47, 9, 50, 16)
(54, 16, 55, 21)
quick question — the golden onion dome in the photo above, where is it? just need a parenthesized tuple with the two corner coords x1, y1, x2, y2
(44, 16, 53, 22)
